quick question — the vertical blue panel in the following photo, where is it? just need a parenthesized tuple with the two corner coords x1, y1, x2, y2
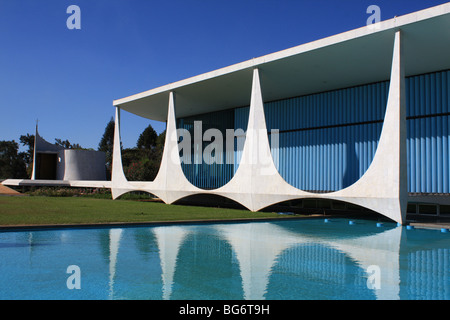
(421, 117, 427, 192)
(411, 117, 415, 193)
(437, 116, 442, 193)
(443, 115, 449, 193)
(406, 70, 450, 193)
(177, 108, 235, 189)
(264, 80, 388, 192)
(415, 118, 421, 192)
(262, 69, 449, 193)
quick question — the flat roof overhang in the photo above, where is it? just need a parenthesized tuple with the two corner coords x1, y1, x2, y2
(113, 3, 450, 122)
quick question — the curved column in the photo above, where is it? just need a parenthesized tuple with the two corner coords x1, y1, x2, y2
(325, 30, 407, 224)
(212, 68, 309, 211)
(143, 92, 201, 204)
(111, 106, 136, 199)
(111, 93, 200, 202)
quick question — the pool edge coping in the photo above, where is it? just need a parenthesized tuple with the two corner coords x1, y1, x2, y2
(0, 214, 448, 232)
(0, 215, 324, 232)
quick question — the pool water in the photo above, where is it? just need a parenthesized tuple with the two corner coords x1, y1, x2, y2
(0, 218, 448, 300)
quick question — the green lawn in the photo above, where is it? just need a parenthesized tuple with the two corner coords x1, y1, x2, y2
(0, 196, 287, 227)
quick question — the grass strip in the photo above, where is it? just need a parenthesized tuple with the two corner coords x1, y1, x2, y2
(0, 196, 286, 227)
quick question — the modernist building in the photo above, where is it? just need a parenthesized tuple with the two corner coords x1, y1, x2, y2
(110, 4, 450, 225)
(32, 126, 107, 182)
(3, 4, 450, 225)
(3, 127, 109, 188)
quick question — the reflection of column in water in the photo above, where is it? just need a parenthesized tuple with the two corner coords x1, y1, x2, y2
(277, 243, 346, 285)
(215, 223, 307, 300)
(328, 226, 403, 300)
(217, 222, 403, 300)
(150, 220, 404, 300)
(109, 228, 123, 300)
(153, 226, 191, 300)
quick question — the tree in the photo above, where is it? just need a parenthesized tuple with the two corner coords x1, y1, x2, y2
(98, 117, 115, 178)
(155, 130, 165, 155)
(121, 126, 165, 182)
(99, 117, 114, 153)
(0, 140, 27, 179)
(19, 133, 34, 164)
(137, 124, 157, 150)
(54, 138, 83, 149)
(123, 150, 160, 182)
(100, 120, 165, 182)
(19, 133, 35, 177)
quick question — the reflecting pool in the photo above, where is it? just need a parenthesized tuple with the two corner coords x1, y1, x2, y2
(0, 218, 448, 300)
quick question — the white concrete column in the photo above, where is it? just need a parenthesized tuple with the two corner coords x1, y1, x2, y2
(150, 91, 200, 204)
(216, 68, 309, 211)
(328, 30, 407, 224)
(111, 106, 133, 199)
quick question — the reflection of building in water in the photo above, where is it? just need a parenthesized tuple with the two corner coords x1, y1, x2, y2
(93, 222, 449, 300)
(18, 221, 449, 300)
(406, 249, 449, 300)
(215, 222, 404, 300)
(215, 222, 308, 300)
(275, 243, 348, 284)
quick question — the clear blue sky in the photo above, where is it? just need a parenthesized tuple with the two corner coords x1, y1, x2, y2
(1, 0, 448, 151)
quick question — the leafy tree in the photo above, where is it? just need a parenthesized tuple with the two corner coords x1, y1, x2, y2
(0, 140, 27, 179)
(121, 126, 165, 182)
(101, 120, 166, 182)
(124, 152, 160, 182)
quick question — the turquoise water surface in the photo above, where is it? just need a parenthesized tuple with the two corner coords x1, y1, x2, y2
(0, 218, 448, 300)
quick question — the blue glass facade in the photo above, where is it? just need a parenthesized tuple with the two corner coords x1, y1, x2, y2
(407, 70, 450, 193)
(177, 69, 450, 194)
(177, 109, 235, 189)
